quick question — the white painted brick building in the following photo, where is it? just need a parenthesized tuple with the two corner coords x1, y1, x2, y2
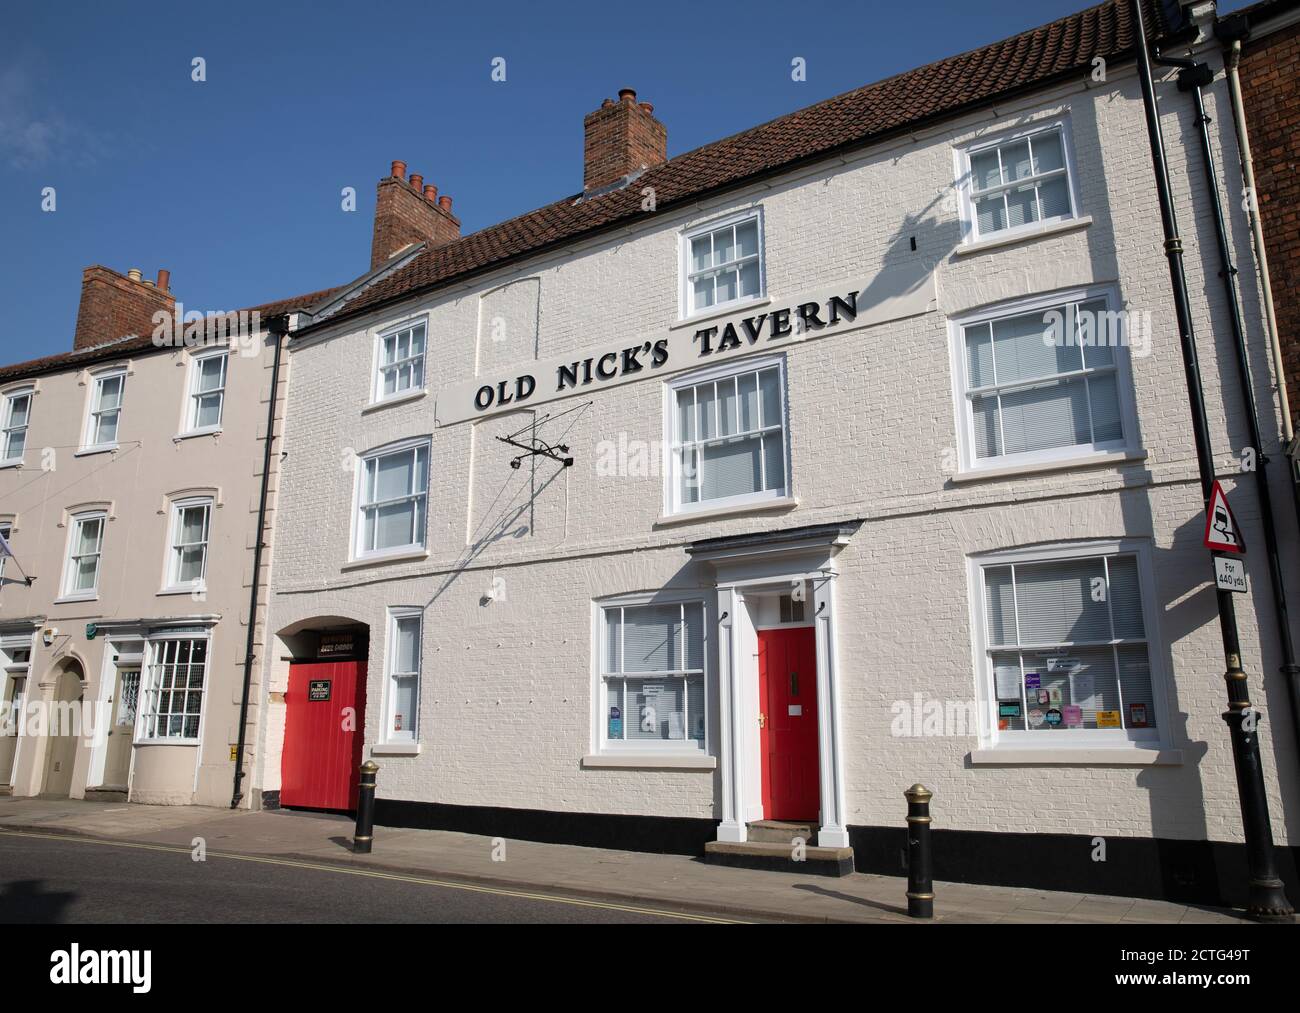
(261, 0, 1300, 904)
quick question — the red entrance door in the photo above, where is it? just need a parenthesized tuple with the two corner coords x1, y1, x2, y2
(758, 627, 820, 820)
(281, 661, 366, 810)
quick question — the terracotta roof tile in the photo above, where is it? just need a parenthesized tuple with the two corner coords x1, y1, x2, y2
(308, 0, 1180, 333)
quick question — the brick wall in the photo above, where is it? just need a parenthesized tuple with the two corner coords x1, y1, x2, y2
(1240, 19, 1300, 435)
(72, 266, 175, 350)
(370, 173, 461, 270)
(583, 90, 667, 192)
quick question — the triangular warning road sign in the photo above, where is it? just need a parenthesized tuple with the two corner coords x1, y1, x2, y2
(1204, 480, 1246, 554)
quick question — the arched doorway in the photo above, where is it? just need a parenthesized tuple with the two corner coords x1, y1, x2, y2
(276, 620, 370, 812)
(42, 661, 85, 798)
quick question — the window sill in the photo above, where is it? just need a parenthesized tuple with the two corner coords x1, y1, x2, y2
(74, 445, 117, 458)
(174, 428, 222, 442)
(0, 459, 22, 470)
(670, 295, 773, 332)
(53, 594, 99, 605)
(655, 495, 798, 528)
(582, 753, 717, 771)
(363, 389, 428, 414)
(969, 747, 1181, 766)
(953, 215, 1093, 257)
(950, 448, 1146, 484)
(341, 548, 430, 572)
(371, 742, 421, 756)
(134, 739, 200, 747)
(157, 586, 204, 597)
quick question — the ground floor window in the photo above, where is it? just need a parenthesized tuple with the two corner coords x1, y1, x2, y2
(599, 599, 707, 751)
(139, 637, 208, 741)
(973, 543, 1162, 742)
(384, 609, 421, 742)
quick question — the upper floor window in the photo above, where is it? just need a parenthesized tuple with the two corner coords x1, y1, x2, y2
(374, 321, 426, 402)
(1, 388, 32, 465)
(355, 441, 429, 558)
(62, 511, 106, 599)
(682, 212, 763, 317)
(186, 351, 227, 432)
(83, 369, 126, 450)
(599, 599, 707, 752)
(950, 288, 1137, 474)
(384, 608, 422, 743)
(667, 358, 788, 514)
(972, 543, 1163, 745)
(166, 498, 212, 591)
(959, 123, 1079, 242)
(0, 523, 11, 585)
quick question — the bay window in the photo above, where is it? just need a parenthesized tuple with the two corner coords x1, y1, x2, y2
(139, 637, 207, 742)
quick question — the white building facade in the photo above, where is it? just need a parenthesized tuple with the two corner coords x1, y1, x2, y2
(263, 1, 1300, 904)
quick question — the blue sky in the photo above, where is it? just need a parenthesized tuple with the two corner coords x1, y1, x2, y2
(0, 0, 1253, 364)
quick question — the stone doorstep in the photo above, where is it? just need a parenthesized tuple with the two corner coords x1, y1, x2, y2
(746, 820, 819, 844)
(704, 840, 855, 878)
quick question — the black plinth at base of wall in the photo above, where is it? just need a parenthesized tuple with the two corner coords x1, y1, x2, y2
(259, 790, 281, 811)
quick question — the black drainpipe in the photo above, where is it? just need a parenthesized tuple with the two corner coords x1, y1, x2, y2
(1152, 43, 1300, 778)
(1131, 0, 1291, 920)
(231, 317, 287, 809)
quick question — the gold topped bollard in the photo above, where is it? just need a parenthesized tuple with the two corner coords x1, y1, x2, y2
(904, 783, 934, 919)
(353, 760, 379, 854)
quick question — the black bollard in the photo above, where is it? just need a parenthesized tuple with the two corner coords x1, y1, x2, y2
(904, 783, 934, 919)
(353, 760, 379, 854)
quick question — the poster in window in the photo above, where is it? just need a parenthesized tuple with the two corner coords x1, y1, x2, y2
(1045, 708, 1063, 728)
(1062, 704, 1083, 728)
(1096, 710, 1122, 728)
(1128, 703, 1149, 728)
(608, 706, 622, 738)
(994, 667, 1021, 700)
(668, 712, 685, 739)
(1024, 672, 1042, 691)
(999, 702, 1022, 718)
(1027, 708, 1045, 728)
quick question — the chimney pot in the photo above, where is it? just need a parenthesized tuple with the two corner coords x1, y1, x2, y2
(601, 98, 615, 108)
(370, 168, 461, 270)
(639, 102, 654, 114)
(156, 268, 170, 292)
(438, 195, 453, 212)
(618, 88, 637, 102)
(391, 159, 407, 179)
(423, 184, 438, 200)
(127, 268, 143, 282)
(409, 173, 423, 192)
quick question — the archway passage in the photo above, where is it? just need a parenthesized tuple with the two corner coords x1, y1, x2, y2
(280, 624, 369, 812)
(42, 662, 85, 798)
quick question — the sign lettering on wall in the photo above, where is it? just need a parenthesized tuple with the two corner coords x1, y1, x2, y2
(435, 262, 937, 425)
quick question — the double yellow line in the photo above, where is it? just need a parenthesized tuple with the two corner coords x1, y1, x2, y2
(0, 828, 744, 924)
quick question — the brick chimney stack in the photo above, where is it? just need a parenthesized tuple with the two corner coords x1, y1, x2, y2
(583, 88, 666, 193)
(73, 265, 176, 351)
(370, 160, 461, 270)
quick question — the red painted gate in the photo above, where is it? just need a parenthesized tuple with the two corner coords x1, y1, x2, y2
(758, 627, 820, 821)
(281, 661, 366, 810)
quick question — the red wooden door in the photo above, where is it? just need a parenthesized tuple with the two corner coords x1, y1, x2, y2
(758, 628, 820, 820)
(281, 661, 366, 810)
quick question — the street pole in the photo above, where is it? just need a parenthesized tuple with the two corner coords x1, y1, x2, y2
(1130, 0, 1291, 921)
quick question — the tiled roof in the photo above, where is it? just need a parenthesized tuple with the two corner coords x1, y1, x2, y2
(305, 0, 1184, 334)
(0, 285, 344, 384)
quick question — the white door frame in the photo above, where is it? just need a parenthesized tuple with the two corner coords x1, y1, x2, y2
(690, 525, 854, 848)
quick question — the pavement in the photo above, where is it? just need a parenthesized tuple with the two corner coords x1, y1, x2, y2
(0, 796, 1252, 924)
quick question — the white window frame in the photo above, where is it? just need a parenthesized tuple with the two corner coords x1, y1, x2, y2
(967, 539, 1170, 751)
(1, 387, 33, 466)
(947, 285, 1140, 476)
(663, 355, 789, 517)
(371, 317, 428, 404)
(183, 349, 228, 434)
(136, 633, 210, 745)
(593, 593, 711, 756)
(82, 367, 127, 452)
(382, 607, 422, 744)
(679, 208, 766, 320)
(61, 510, 106, 600)
(163, 497, 212, 593)
(956, 119, 1082, 245)
(0, 522, 11, 587)
(351, 438, 431, 560)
